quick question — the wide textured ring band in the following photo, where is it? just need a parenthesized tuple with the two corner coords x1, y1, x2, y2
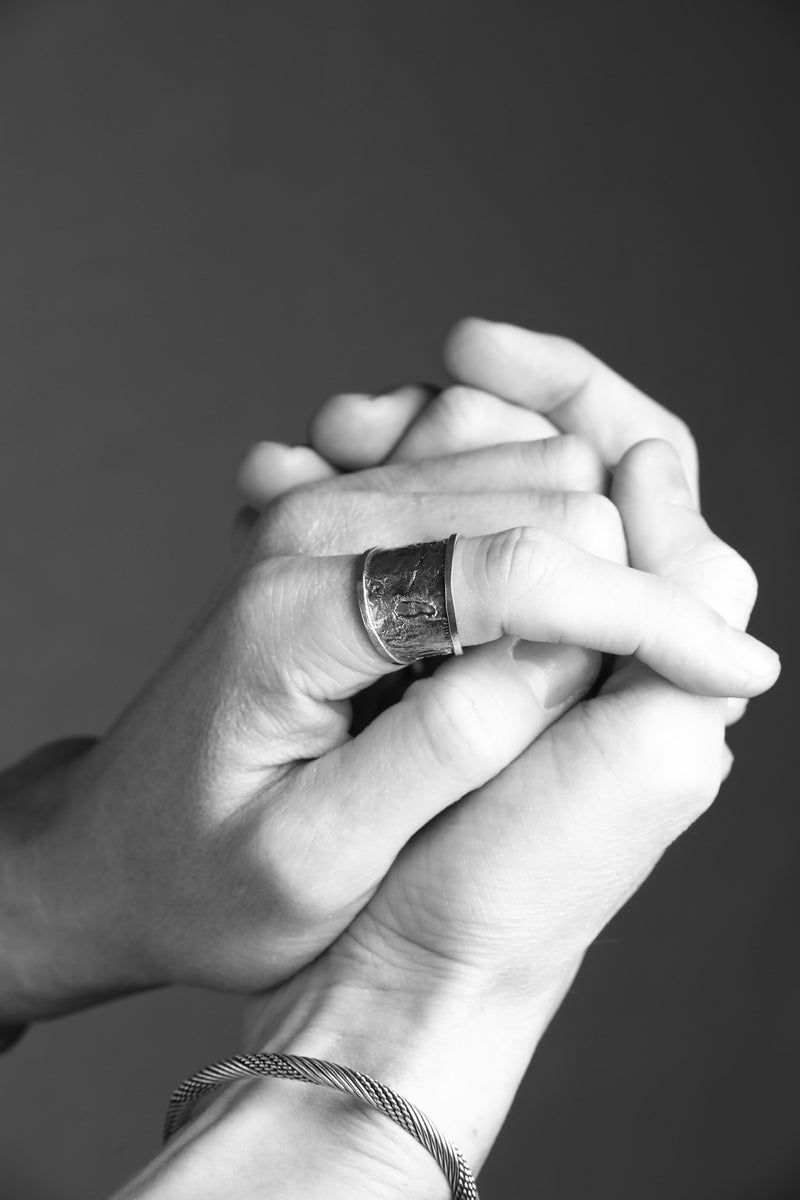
(357, 533, 464, 666)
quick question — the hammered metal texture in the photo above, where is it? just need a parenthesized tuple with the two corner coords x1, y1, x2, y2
(363, 539, 453, 664)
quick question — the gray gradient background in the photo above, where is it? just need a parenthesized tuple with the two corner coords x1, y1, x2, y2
(0, 2, 797, 1197)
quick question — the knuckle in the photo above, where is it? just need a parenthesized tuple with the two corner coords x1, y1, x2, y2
(433, 385, 488, 438)
(250, 818, 332, 929)
(552, 433, 606, 491)
(257, 485, 354, 557)
(258, 487, 317, 555)
(721, 550, 759, 613)
(625, 697, 723, 824)
(683, 543, 759, 624)
(233, 556, 296, 651)
(234, 557, 334, 699)
(561, 492, 627, 563)
(487, 526, 563, 617)
(245, 774, 366, 936)
(407, 675, 498, 783)
(489, 522, 536, 579)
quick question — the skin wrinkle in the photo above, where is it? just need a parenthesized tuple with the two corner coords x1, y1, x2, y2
(334, 442, 561, 496)
(63, 323, 787, 1197)
(421, 671, 517, 783)
(270, 486, 599, 559)
(224, 338, 758, 1180)
(504, 529, 565, 638)
(676, 545, 759, 618)
(7, 305, 780, 1179)
(526, 811, 663, 966)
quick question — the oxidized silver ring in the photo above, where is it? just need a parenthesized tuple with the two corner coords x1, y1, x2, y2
(357, 533, 464, 666)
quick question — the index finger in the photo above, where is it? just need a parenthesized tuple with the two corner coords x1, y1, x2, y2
(253, 527, 778, 705)
(444, 318, 700, 507)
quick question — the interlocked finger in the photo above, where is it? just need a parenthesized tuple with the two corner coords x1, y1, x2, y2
(309, 385, 435, 470)
(308, 639, 600, 861)
(237, 443, 339, 508)
(254, 486, 626, 561)
(444, 319, 700, 505)
(249, 521, 778, 706)
(239, 437, 607, 517)
(388, 386, 559, 462)
(378, 439, 775, 988)
(450, 528, 777, 699)
(612, 440, 757, 631)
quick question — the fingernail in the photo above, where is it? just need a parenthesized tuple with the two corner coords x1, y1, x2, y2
(511, 641, 600, 709)
(725, 696, 749, 725)
(732, 634, 781, 690)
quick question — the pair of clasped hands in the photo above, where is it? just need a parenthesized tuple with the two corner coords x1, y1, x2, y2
(2, 321, 779, 1199)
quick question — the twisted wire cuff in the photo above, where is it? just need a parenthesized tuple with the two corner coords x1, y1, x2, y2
(164, 1052, 479, 1200)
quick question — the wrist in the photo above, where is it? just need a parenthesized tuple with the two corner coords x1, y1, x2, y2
(0, 739, 150, 1022)
(149, 955, 570, 1200)
(246, 963, 537, 1169)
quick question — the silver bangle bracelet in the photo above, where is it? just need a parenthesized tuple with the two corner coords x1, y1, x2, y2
(164, 1052, 479, 1200)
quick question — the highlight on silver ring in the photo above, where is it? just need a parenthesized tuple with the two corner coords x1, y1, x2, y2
(357, 532, 464, 666)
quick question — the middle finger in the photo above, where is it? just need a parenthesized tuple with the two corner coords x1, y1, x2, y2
(387, 385, 559, 462)
(256, 486, 627, 562)
(239, 436, 608, 513)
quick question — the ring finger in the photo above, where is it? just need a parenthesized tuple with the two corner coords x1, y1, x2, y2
(250, 525, 779, 705)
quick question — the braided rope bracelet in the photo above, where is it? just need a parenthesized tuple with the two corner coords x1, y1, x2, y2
(164, 1052, 479, 1200)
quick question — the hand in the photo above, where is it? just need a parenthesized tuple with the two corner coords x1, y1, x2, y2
(240, 321, 761, 1002)
(7, 416, 728, 1023)
(112, 327, 779, 1200)
(214, 327, 778, 1198)
(0, 438, 592, 1017)
(2, 324, 775, 1026)
(230, 327, 775, 1020)
(235, 321, 743, 744)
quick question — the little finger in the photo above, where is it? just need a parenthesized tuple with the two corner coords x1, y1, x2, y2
(309, 385, 434, 470)
(238, 442, 338, 508)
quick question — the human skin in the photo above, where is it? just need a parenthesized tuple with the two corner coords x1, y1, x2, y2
(0, 321, 774, 1026)
(0, 444, 621, 1020)
(111, 325, 777, 1199)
